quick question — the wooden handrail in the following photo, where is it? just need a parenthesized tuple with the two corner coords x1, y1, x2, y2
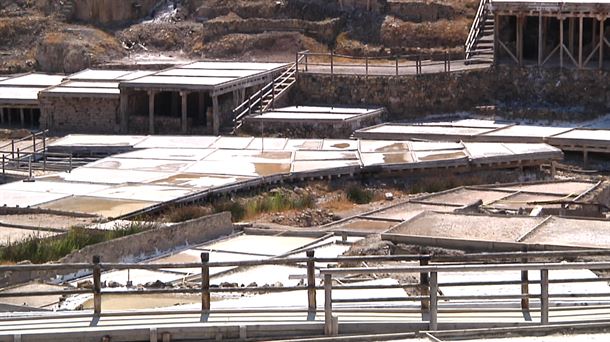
(465, 0, 491, 59)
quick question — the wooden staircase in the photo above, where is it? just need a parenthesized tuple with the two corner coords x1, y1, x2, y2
(231, 62, 299, 133)
(465, 0, 494, 64)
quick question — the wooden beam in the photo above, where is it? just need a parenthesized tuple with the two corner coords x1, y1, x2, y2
(19, 108, 24, 127)
(0, 107, 4, 125)
(540, 269, 549, 325)
(569, 17, 575, 54)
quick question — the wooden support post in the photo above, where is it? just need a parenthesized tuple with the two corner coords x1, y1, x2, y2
(395, 56, 399, 76)
(119, 92, 128, 133)
(494, 14, 500, 64)
(600, 18, 605, 70)
(569, 17, 575, 55)
(148, 91, 156, 134)
(429, 271, 438, 330)
(420, 258, 430, 311)
(19, 108, 24, 127)
(330, 51, 334, 77)
(29, 109, 33, 129)
(538, 13, 543, 66)
(583, 149, 589, 168)
(7, 108, 11, 126)
(306, 250, 316, 313)
(579, 16, 584, 68)
(295, 52, 299, 78)
(0, 107, 4, 124)
(540, 269, 549, 324)
(201, 252, 210, 312)
(521, 269, 530, 310)
(324, 273, 334, 335)
(212, 96, 220, 135)
(365, 55, 369, 77)
(560, 17, 564, 69)
(517, 15, 524, 66)
(92, 255, 102, 315)
(180, 91, 188, 134)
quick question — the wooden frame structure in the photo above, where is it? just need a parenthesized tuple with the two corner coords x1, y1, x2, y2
(491, 0, 610, 68)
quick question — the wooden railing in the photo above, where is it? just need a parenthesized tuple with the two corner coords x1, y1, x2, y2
(3, 249, 610, 330)
(0, 130, 74, 177)
(296, 50, 461, 77)
(232, 53, 306, 130)
(465, 0, 492, 60)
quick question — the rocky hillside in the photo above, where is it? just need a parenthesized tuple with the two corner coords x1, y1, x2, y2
(0, 0, 478, 74)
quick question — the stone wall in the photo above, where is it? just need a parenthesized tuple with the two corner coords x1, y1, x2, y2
(39, 96, 120, 134)
(61, 212, 234, 263)
(202, 18, 342, 44)
(73, 0, 159, 26)
(387, 0, 455, 22)
(241, 112, 385, 138)
(294, 66, 610, 122)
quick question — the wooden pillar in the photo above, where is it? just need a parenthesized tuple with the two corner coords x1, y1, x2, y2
(201, 253, 210, 311)
(538, 13, 544, 66)
(0, 107, 4, 124)
(579, 16, 584, 68)
(560, 17, 564, 68)
(19, 108, 24, 127)
(180, 91, 188, 134)
(569, 17, 575, 55)
(119, 92, 129, 133)
(7, 108, 11, 126)
(517, 15, 524, 66)
(429, 271, 438, 330)
(29, 109, 34, 129)
(600, 18, 605, 70)
(306, 250, 316, 313)
(212, 95, 220, 135)
(148, 91, 156, 134)
(494, 15, 500, 64)
(324, 273, 334, 335)
(521, 270, 530, 310)
(540, 269, 549, 324)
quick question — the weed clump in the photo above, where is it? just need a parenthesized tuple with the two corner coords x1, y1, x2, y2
(346, 186, 374, 204)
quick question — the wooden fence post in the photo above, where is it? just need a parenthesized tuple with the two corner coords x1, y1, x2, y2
(201, 252, 210, 312)
(395, 56, 399, 76)
(429, 271, 438, 330)
(92, 255, 102, 315)
(330, 51, 334, 77)
(365, 56, 369, 77)
(307, 250, 316, 313)
(420, 257, 430, 311)
(324, 273, 334, 335)
(540, 269, 549, 324)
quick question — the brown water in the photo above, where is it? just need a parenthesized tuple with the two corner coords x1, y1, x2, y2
(375, 143, 409, 153)
(418, 152, 466, 161)
(382, 153, 412, 164)
(253, 163, 291, 176)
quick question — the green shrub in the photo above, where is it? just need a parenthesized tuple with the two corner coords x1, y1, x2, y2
(346, 186, 374, 204)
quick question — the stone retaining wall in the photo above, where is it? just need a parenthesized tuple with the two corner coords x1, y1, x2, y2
(294, 66, 610, 121)
(202, 18, 342, 43)
(387, 0, 455, 22)
(39, 96, 119, 134)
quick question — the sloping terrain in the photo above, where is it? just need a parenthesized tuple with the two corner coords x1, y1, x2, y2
(0, 0, 478, 73)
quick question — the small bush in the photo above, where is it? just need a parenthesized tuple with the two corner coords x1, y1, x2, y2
(346, 186, 374, 204)
(213, 199, 246, 222)
(164, 205, 213, 223)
